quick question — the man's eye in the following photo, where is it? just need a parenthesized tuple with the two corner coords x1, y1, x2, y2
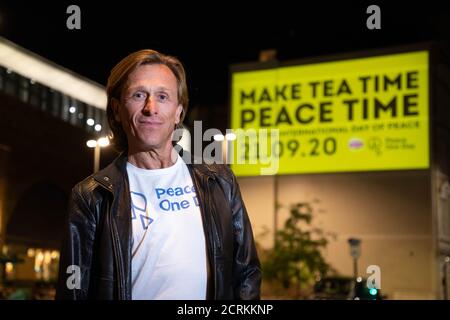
(133, 92, 147, 100)
(158, 94, 168, 101)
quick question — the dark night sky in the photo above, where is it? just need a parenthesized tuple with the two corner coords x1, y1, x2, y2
(1, 1, 449, 119)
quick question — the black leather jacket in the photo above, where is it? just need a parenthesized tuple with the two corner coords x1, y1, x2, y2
(56, 148, 261, 300)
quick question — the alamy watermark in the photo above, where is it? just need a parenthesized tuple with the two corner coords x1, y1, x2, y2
(173, 121, 280, 175)
(66, 5, 81, 30)
(66, 265, 81, 290)
(366, 264, 381, 290)
(366, 5, 381, 30)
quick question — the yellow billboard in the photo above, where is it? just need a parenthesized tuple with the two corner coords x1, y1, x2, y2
(230, 51, 429, 176)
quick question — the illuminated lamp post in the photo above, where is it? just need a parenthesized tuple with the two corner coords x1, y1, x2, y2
(86, 137, 110, 173)
(348, 238, 361, 281)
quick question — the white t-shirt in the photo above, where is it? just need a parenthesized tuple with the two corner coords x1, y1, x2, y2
(126, 152, 207, 300)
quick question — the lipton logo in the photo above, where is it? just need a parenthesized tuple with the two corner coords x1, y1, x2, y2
(348, 138, 364, 151)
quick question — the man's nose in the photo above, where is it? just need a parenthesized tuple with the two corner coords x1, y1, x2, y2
(143, 95, 158, 114)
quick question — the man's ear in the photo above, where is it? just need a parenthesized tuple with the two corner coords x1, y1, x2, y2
(111, 98, 121, 123)
(175, 104, 183, 125)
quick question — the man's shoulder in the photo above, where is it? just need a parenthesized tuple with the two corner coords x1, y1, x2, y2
(188, 161, 235, 186)
(72, 159, 120, 199)
(180, 149, 233, 181)
(70, 176, 104, 208)
(206, 162, 234, 180)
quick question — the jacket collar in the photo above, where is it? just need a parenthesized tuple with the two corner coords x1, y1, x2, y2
(92, 147, 216, 194)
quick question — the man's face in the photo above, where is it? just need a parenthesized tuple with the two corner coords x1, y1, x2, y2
(113, 64, 182, 152)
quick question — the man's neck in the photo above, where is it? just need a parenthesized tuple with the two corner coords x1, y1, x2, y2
(127, 144, 178, 170)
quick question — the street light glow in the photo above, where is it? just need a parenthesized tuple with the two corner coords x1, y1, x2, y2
(98, 137, 110, 147)
(94, 124, 102, 132)
(87, 118, 95, 126)
(213, 134, 224, 141)
(86, 140, 97, 148)
(225, 132, 237, 141)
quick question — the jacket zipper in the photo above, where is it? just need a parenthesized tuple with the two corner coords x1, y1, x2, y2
(204, 176, 225, 301)
(106, 199, 125, 300)
(192, 173, 216, 299)
(207, 183, 222, 252)
(95, 181, 126, 300)
(110, 218, 125, 300)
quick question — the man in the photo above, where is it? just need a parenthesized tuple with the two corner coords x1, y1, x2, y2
(56, 49, 261, 300)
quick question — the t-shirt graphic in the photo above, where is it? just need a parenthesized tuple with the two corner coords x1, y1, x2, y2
(131, 191, 154, 230)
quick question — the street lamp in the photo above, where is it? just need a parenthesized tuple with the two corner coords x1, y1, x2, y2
(348, 238, 361, 281)
(225, 132, 236, 164)
(86, 137, 110, 173)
